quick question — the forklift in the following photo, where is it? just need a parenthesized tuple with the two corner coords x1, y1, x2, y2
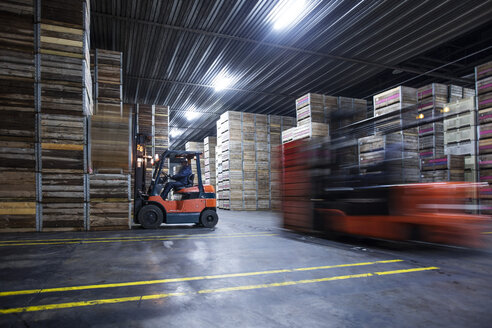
(133, 134, 218, 229)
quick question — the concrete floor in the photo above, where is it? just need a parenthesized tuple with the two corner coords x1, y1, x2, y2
(0, 210, 491, 327)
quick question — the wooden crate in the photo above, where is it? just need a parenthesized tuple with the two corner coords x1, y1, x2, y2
(417, 83, 448, 111)
(373, 86, 417, 110)
(421, 155, 464, 171)
(448, 85, 464, 102)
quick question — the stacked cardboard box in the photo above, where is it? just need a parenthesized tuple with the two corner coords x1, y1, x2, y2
(39, 0, 91, 231)
(476, 61, 492, 212)
(421, 155, 465, 182)
(203, 137, 217, 188)
(89, 49, 130, 230)
(417, 84, 447, 160)
(185, 141, 205, 185)
(373, 86, 418, 133)
(358, 133, 419, 183)
(443, 97, 476, 182)
(0, 1, 37, 231)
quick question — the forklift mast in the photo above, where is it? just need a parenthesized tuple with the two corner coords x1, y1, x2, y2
(133, 133, 151, 219)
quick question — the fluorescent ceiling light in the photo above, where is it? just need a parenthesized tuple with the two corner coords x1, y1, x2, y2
(272, 0, 306, 30)
(169, 129, 183, 138)
(214, 75, 232, 91)
(185, 110, 200, 121)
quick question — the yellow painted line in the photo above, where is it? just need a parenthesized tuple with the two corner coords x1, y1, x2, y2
(0, 231, 274, 244)
(482, 232, 492, 234)
(0, 292, 185, 314)
(198, 273, 374, 294)
(0, 233, 278, 247)
(0, 267, 438, 314)
(374, 267, 440, 276)
(0, 259, 401, 297)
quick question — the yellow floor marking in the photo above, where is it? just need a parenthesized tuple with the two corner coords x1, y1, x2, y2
(374, 267, 439, 275)
(0, 267, 438, 314)
(0, 260, 402, 297)
(0, 231, 274, 244)
(0, 233, 278, 247)
(0, 293, 185, 314)
(482, 231, 492, 234)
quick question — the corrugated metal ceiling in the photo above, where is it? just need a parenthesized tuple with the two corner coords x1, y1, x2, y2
(90, 0, 492, 149)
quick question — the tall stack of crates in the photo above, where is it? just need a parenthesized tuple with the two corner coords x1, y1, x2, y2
(203, 137, 216, 188)
(421, 155, 465, 182)
(135, 104, 169, 183)
(269, 116, 296, 209)
(39, 0, 91, 231)
(185, 141, 205, 185)
(0, 1, 37, 231)
(476, 61, 492, 213)
(216, 111, 296, 210)
(89, 49, 130, 230)
(372, 86, 419, 183)
(443, 97, 476, 182)
(417, 84, 447, 181)
(215, 123, 224, 208)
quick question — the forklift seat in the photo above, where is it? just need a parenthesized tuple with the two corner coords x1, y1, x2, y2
(174, 174, 194, 192)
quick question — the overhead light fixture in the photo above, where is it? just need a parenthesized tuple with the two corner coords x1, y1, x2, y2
(272, 0, 306, 30)
(169, 129, 183, 138)
(185, 110, 200, 121)
(214, 75, 232, 91)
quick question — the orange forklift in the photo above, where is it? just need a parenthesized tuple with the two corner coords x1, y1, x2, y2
(133, 134, 218, 229)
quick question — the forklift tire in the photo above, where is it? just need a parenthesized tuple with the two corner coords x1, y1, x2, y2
(200, 210, 218, 228)
(138, 205, 163, 229)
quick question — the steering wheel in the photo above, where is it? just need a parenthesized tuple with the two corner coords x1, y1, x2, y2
(158, 172, 169, 184)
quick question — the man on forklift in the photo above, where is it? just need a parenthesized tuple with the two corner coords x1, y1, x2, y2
(160, 158, 192, 200)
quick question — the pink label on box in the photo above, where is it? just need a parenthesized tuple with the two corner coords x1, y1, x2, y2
(428, 158, 447, 164)
(418, 89, 433, 98)
(480, 129, 492, 136)
(419, 127, 434, 134)
(479, 82, 492, 90)
(479, 98, 492, 106)
(478, 67, 492, 77)
(376, 93, 399, 105)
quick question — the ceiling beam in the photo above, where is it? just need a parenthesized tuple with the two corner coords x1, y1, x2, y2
(93, 12, 472, 84)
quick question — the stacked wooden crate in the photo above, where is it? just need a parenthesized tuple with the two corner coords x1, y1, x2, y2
(185, 141, 206, 185)
(39, 0, 90, 231)
(269, 116, 296, 210)
(421, 155, 465, 182)
(0, 1, 36, 231)
(448, 85, 464, 102)
(373, 86, 418, 133)
(443, 97, 476, 182)
(358, 133, 419, 183)
(215, 128, 224, 208)
(217, 111, 295, 210)
(90, 49, 130, 230)
(476, 61, 492, 212)
(416, 84, 447, 182)
(203, 137, 217, 188)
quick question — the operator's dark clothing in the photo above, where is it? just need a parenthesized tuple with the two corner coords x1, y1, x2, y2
(161, 164, 192, 200)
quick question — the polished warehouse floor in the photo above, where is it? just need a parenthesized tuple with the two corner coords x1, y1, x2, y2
(0, 210, 491, 327)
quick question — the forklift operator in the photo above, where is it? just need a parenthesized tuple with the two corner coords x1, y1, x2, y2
(161, 158, 192, 200)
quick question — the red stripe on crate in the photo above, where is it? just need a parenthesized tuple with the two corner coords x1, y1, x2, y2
(376, 93, 399, 105)
(480, 129, 492, 135)
(480, 114, 492, 121)
(419, 127, 434, 134)
(478, 68, 492, 77)
(420, 151, 433, 157)
(418, 102, 434, 109)
(479, 82, 492, 90)
(480, 160, 492, 165)
(479, 145, 492, 150)
(428, 158, 447, 164)
(479, 98, 492, 106)
(480, 188, 492, 191)
(418, 89, 433, 98)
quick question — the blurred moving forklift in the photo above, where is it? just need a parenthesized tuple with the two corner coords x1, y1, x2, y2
(282, 105, 488, 247)
(133, 134, 218, 229)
